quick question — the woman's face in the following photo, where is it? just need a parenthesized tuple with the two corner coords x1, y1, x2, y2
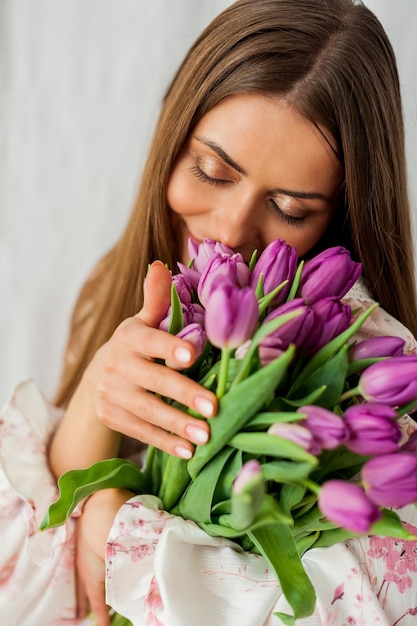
(167, 94, 344, 263)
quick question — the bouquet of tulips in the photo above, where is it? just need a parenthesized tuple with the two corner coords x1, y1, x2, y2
(42, 238, 417, 625)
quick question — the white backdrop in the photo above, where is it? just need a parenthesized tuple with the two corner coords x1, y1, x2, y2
(1, 0, 416, 403)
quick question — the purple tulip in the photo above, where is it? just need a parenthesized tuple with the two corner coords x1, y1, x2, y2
(358, 356, 417, 407)
(176, 323, 207, 360)
(362, 453, 417, 508)
(349, 336, 405, 362)
(159, 302, 205, 332)
(188, 238, 234, 273)
(250, 238, 297, 303)
(318, 480, 381, 533)
(268, 422, 315, 452)
(343, 403, 401, 455)
(197, 252, 251, 306)
(299, 405, 348, 454)
(304, 298, 351, 355)
(259, 299, 314, 361)
(204, 282, 259, 349)
(300, 247, 362, 305)
(172, 273, 193, 304)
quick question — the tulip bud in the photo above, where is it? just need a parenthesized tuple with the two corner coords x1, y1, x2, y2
(176, 323, 207, 361)
(250, 238, 297, 303)
(198, 253, 251, 306)
(268, 422, 314, 452)
(172, 273, 193, 304)
(298, 405, 348, 452)
(300, 247, 361, 305)
(318, 480, 381, 533)
(358, 356, 417, 407)
(204, 281, 259, 349)
(343, 403, 401, 455)
(189, 238, 234, 273)
(159, 302, 205, 332)
(362, 453, 417, 508)
(303, 298, 351, 355)
(230, 460, 265, 530)
(260, 299, 314, 359)
(349, 336, 405, 362)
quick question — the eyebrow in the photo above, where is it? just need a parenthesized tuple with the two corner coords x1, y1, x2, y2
(194, 136, 247, 175)
(194, 135, 332, 203)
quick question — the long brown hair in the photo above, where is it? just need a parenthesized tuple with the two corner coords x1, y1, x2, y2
(55, 0, 417, 406)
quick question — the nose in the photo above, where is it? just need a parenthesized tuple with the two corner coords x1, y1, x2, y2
(211, 192, 262, 257)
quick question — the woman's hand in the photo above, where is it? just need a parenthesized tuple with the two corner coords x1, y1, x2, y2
(76, 488, 133, 626)
(49, 261, 217, 476)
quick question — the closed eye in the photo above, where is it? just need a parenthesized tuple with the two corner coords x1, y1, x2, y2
(189, 165, 231, 187)
(269, 198, 306, 227)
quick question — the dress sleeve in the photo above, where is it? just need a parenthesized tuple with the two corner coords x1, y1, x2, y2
(0, 380, 80, 625)
(342, 278, 417, 354)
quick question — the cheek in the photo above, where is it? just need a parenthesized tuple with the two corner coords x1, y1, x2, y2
(167, 168, 201, 217)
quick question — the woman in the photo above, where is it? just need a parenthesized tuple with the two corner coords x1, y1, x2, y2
(1, 0, 417, 624)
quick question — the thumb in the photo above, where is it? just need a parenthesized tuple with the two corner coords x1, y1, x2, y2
(138, 260, 173, 327)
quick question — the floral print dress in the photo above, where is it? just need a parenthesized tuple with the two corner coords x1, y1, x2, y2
(1, 279, 417, 626)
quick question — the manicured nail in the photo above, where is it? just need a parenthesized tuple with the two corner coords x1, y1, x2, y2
(186, 424, 209, 444)
(174, 347, 193, 365)
(195, 396, 215, 418)
(174, 444, 193, 459)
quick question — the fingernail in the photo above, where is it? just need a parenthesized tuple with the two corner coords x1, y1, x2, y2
(195, 396, 215, 418)
(174, 347, 192, 365)
(186, 424, 209, 444)
(174, 444, 193, 459)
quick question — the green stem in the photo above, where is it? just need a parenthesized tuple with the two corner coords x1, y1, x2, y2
(217, 348, 231, 398)
(339, 385, 360, 402)
(301, 478, 320, 496)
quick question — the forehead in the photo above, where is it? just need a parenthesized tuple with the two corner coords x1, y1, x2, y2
(192, 94, 343, 196)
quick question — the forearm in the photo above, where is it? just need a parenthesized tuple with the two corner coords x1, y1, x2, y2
(48, 376, 121, 479)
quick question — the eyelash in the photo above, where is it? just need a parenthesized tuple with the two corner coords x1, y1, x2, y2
(269, 199, 306, 227)
(190, 164, 306, 227)
(189, 165, 230, 186)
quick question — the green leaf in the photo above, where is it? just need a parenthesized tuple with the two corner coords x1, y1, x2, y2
(40, 459, 148, 530)
(167, 282, 184, 335)
(289, 345, 349, 409)
(370, 508, 417, 540)
(111, 612, 133, 626)
(258, 281, 289, 315)
(229, 432, 317, 464)
(261, 460, 314, 483)
(279, 483, 307, 516)
(158, 454, 191, 511)
(286, 260, 304, 302)
(178, 447, 235, 523)
(213, 449, 243, 504)
(231, 316, 299, 388)
(291, 304, 378, 389)
(248, 521, 316, 623)
(246, 411, 306, 429)
(272, 385, 327, 409)
(188, 346, 296, 479)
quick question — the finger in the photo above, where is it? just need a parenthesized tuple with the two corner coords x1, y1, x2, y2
(98, 381, 211, 441)
(138, 260, 173, 327)
(100, 352, 216, 418)
(82, 577, 110, 626)
(95, 399, 208, 458)
(113, 319, 196, 369)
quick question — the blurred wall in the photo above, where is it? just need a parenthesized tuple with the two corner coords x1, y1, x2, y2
(0, 0, 416, 403)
